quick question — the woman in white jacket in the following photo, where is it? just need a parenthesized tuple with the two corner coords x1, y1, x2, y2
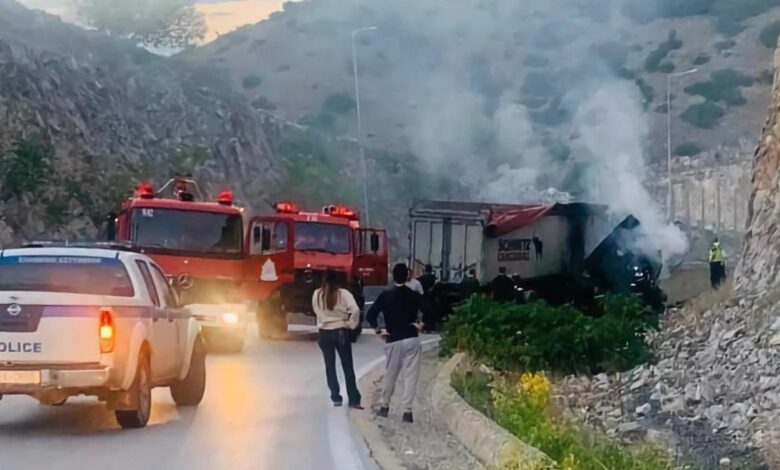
(312, 269, 362, 408)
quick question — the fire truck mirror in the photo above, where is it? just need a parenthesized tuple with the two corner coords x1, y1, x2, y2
(370, 232, 380, 253)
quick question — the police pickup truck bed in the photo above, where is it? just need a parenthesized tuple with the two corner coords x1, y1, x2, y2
(0, 246, 207, 429)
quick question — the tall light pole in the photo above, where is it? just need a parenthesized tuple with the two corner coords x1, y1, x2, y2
(352, 26, 377, 226)
(666, 68, 698, 221)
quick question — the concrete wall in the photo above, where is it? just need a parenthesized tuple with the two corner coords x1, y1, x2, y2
(647, 144, 753, 233)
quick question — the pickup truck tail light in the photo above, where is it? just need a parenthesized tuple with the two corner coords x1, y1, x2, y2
(99, 308, 115, 353)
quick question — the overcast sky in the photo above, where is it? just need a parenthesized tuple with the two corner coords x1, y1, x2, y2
(17, 0, 289, 42)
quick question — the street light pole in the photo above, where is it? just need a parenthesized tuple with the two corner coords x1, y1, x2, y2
(352, 26, 377, 226)
(666, 68, 698, 222)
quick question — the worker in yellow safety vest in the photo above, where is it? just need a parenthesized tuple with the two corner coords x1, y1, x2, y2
(708, 238, 726, 289)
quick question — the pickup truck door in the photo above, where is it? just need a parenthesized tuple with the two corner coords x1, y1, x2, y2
(136, 260, 180, 380)
(241, 217, 294, 302)
(354, 228, 388, 286)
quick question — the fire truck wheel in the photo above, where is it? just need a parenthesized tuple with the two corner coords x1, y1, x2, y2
(257, 301, 287, 340)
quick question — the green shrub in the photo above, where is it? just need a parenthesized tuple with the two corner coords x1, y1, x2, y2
(674, 142, 703, 156)
(681, 102, 725, 128)
(242, 75, 263, 89)
(454, 371, 675, 470)
(0, 138, 53, 199)
(620, 0, 780, 37)
(644, 31, 682, 73)
(713, 39, 736, 51)
(692, 53, 711, 65)
(657, 62, 676, 74)
(760, 21, 780, 49)
(321, 93, 356, 115)
(684, 69, 754, 107)
(635, 78, 656, 107)
(441, 295, 656, 375)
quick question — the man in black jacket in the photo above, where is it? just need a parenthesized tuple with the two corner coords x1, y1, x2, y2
(367, 263, 429, 423)
(491, 267, 516, 302)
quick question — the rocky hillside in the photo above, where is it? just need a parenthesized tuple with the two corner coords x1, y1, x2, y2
(0, 0, 441, 252)
(184, 0, 778, 196)
(0, 0, 285, 243)
(558, 47, 780, 468)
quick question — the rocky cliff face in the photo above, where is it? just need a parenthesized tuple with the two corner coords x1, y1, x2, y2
(737, 45, 780, 293)
(0, 0, 280, 243)
(557, 42, 780, 468)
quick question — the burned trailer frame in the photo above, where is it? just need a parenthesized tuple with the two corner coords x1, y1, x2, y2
(408, 200, 666, 311)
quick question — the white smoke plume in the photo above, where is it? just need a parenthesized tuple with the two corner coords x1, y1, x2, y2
(572, 81, 689, 258)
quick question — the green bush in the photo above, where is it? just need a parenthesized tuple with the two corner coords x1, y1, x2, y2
(621, 0, 780, 37)
(657, 62, 676, 74)
(242, 75, 263, 89)
(713, 39, 736, 51)
(692, 53, 711, 65)
(681, 102, 725, 128)
(454, 372, 675, 470)
(760, 21, 780, 49)
(684, 69, 753, 107)
(674, 142, 703, 156)
(441, 295, 656, 375)
(644, 31, 682, 73)
(0, 138, 53, 199)
(321, 93, 356, 115)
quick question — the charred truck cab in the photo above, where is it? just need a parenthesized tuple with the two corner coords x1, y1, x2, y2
(245, 202, 388, 341)
(109, 178, 249, 352)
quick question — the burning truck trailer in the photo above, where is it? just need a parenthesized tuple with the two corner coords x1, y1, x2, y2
(408, 200, 666, 314)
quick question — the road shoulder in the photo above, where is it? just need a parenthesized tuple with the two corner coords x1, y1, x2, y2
(350, 349, 483, 470)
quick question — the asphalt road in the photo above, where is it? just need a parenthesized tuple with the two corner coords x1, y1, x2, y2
(0, 327, 386, 470)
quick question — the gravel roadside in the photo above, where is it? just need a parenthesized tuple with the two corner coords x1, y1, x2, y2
(360, 350, 484, 470)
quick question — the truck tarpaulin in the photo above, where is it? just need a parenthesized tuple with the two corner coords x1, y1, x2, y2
(485, 205, 552, 237)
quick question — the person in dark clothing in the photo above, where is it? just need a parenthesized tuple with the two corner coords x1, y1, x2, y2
(491, 267, 516, 302)
(367, 263, 429, 424)
(460, 268, 480, 299)
(416, 264, 438, 332)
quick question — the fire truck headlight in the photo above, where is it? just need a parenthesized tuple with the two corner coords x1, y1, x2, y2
(222, 313, 240, 324)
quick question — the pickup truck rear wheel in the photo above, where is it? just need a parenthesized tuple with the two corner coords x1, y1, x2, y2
(115, 351, 152, 429)
(171, 337, 207, 407)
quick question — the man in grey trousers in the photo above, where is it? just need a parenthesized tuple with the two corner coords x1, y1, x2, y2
(366, 263, 430, 423)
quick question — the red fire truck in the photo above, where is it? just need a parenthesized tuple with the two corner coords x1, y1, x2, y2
(245, 201, 388, 340)
(108, 177, 388, 348)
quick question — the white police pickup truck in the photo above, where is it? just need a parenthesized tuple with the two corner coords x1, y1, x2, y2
(0, 245, 206, 429)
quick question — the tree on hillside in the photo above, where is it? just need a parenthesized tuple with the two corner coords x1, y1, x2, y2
(76, 0, 206, 48)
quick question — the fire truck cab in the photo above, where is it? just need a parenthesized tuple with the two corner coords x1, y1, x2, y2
(245, 201, 388, 340)
(110, 178, 248, 352)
